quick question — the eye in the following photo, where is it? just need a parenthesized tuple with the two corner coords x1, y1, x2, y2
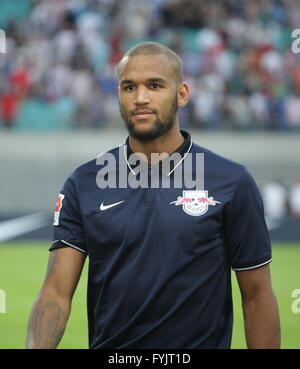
(124, 85, 135, 92)
(149, 83, 161, 89)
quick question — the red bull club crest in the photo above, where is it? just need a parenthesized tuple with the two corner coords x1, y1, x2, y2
(170, 191, 221, 216)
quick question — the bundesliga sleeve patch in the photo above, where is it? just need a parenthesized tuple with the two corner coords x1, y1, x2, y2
(53, 193, 65, 226)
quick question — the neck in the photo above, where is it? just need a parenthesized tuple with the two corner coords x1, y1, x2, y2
(128, 125, 184, 164)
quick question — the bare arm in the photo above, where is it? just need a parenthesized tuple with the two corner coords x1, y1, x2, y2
(236, 264, 281, 349)
(26, 247, 86, 349)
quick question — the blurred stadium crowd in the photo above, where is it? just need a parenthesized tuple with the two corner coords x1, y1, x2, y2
(0, 0, 300, 131)
(261, 179, 300, 219)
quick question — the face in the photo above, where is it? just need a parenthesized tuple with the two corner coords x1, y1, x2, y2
(118, 54, 188, 142)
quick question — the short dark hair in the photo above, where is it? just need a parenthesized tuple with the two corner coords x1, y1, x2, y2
(117, 41, 183, 85)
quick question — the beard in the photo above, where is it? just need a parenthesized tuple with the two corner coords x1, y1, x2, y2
(119, 95, 178, 142)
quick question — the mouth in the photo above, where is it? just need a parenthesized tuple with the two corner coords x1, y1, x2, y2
(132, 110, 155, 120)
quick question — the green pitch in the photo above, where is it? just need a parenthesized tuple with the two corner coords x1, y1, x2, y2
(0, 241, 299, 349)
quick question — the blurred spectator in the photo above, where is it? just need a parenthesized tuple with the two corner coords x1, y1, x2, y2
(249, 91, 270, 128)
(289, 180, 300, 218)
(261, 180, 289, 219)
(52, 12, 78, 64)
(69, 68, 94, 128)
(0, 84, 19, 129)
(10, 62, 31, 100)
(284, 89, 300, 128)
(44, 62, 73, 101)
(0, 0, 299, 130)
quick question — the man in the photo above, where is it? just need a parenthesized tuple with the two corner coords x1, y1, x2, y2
(26, 42, 280, 349)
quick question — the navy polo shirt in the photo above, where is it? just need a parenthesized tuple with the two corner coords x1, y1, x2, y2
(50, 130, 272, 349)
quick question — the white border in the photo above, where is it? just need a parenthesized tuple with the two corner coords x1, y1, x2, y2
(52, 239, 87, 254)
(168, 140, 193, 176)
(232, 258, 272, 271)
(123, 144, 137, 176)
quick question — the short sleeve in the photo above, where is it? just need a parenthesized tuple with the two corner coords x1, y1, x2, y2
(224, 167, 272, 271)
(50, 174, 87, 254)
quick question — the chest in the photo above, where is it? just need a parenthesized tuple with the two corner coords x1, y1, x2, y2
(80, 187, 224, 262)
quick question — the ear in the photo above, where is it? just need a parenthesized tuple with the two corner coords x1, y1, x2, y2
(177, 82, 189, 108)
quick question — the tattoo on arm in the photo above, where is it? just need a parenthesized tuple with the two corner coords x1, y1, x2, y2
(26, 248, 85, 348)
(26, 298, 69, 349)
(26, 301, 68, 348)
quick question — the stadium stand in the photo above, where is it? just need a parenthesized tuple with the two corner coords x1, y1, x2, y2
(0, 0, 300, 131)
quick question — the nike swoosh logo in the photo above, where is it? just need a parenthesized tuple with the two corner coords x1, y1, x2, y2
(100, 201, 124, 211)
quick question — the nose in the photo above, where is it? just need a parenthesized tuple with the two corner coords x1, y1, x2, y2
(134, 86, 150, 105)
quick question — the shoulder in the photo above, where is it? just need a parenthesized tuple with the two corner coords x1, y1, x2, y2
(191, 141, 248, 181)
(68, 145, 121, 182)
(190, 141, 260, 205)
